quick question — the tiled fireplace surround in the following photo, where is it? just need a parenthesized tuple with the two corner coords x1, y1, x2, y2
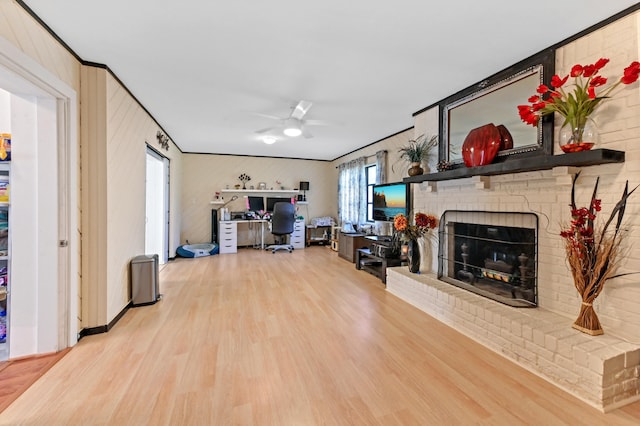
(386, 168, 640, 412)
(384, 12, 640, 411)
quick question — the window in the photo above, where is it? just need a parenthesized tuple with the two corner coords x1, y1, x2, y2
(365, 164, 377, 222)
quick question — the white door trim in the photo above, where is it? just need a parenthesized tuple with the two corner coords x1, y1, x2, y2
(0, 35, 79, 353)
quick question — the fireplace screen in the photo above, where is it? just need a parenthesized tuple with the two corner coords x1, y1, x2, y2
(438, 211, 538, 307)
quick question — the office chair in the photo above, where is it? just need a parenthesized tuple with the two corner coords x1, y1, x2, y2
(267, 202, 295, 253)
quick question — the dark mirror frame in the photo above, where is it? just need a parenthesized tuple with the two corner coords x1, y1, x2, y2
(437, 48, 556, 167)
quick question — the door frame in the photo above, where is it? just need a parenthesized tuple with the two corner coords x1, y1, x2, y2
(0, 35, 78, 353)
(146, 145, 170, 263)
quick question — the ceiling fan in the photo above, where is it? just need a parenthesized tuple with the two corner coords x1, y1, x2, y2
(255, 100, 327, 141)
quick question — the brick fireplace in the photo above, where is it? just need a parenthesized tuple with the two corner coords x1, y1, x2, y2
(377, 8, 640, 412)
(438, 210, 538, 308)
(385, 167, 640, 411)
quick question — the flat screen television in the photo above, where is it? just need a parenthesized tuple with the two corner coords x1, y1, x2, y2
(372, 182, 410, 222)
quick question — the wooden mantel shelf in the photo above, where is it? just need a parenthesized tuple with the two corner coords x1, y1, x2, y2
(403, 149, 625, 183)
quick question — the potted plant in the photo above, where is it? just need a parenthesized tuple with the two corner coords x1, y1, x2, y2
(397, 134, 438, 176)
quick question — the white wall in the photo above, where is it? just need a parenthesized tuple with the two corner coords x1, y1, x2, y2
(105, 72, 182, 321)
(330, 128, 418, 189)
(181, 154, 332, 245)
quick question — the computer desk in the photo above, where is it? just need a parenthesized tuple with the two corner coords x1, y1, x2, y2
(219, 219, 268, 254)
(218, 218, 306, 254)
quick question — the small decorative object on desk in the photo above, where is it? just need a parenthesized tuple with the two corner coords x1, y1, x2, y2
(239, 173, 251, 189)
(560, 172, 638, 335)
(518, 58, 640, 153)
(393, 212, 438, 273)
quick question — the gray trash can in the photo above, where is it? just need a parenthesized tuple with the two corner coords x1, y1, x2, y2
(131, 254, 160, 306)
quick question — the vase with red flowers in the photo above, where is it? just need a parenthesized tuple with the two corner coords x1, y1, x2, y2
(560, 172, 637, 335)
(518, 58, 640, 153)
(393, 212, 438, 273)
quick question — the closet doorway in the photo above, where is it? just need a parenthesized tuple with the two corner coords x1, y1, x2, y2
(145, 147, 170, 264)
(0, 37, 78, 359)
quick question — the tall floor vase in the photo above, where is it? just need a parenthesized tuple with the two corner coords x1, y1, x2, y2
(418, 237, 432, 273)
(407, 239, 420, 273)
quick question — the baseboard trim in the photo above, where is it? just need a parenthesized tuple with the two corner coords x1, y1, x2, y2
(77, 302, 132, 340)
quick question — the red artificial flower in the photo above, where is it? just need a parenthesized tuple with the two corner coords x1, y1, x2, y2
(520, 57, 640, 131)
(621, 61, 640, 84)
(548, 91, 561, 101)
(594, 58, 610, 70)
(570, 64, 583, 77)
(591, 198, 602, 212)
(579, 226, 594, 237)
(415, 212, 429, 227)
(536, 84, 549, 94)
(582, 65, 597, 77)
(532, 101, 546, 111)
(551, 74, 569, 88)
(517, 106, 539, 126)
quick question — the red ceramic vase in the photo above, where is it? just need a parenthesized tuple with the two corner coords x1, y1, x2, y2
(496, 124, 513, 150)
(461, 123, 501, 167)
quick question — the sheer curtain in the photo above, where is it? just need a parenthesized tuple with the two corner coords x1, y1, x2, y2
(337, 156, 366, 226)
(375, 150, 387, 184)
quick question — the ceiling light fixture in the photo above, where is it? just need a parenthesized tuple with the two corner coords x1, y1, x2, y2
(283, 118, 302, 137)
(262, 136, 276, 144)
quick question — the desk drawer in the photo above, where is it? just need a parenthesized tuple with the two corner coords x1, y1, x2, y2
(219, 221, 237, 254)
(290, 235, 305, 249)
(219, 222, 237, 232)
(219, 243, 237, 254)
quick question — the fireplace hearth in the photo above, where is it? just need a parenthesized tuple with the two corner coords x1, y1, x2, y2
(438, 211, 538, 307)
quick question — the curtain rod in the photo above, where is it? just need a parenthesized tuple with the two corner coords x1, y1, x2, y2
(335, 150, 386, 168)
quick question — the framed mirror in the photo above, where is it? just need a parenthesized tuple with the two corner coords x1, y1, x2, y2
(439, 49, 555, 166)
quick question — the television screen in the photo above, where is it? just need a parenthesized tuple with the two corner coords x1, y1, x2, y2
(372, 182, 410, 221)
(246, 196, 264, 212)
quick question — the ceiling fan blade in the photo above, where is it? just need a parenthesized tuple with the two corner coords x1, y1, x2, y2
(290, 100, 313, 120)
(255, 126, 278, 134)
(304, 119, 332, 126)
(252, 112, 282, 121)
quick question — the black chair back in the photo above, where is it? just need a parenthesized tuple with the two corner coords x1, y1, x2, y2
(271, 202, 295, 235)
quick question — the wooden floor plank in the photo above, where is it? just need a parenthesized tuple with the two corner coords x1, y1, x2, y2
(1, 246, 639, 425)
(0, 349, 68, 413)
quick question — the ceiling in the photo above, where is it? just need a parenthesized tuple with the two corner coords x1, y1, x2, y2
(20, 1, 639, 161)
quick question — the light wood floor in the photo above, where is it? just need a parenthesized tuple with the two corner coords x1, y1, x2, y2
(0, 350, 68, 413)
(1, 246, 639, 425)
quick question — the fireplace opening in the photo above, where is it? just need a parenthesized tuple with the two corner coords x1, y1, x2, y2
(438, 211, 538, 308)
